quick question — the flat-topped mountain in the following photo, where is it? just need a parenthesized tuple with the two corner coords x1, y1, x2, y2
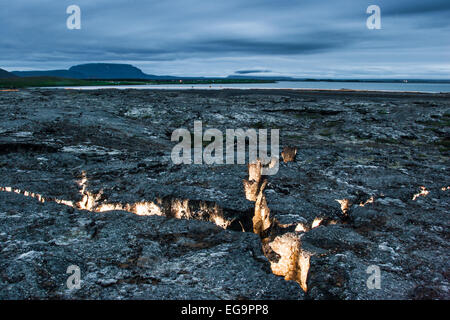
(68, 63, 149, 79)
(12, 63, 176, 80)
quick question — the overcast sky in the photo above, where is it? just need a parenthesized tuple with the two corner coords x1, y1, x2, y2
(0, 0, 449, 78)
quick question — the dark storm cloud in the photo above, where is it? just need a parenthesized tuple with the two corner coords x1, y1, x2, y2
(0, 0, 448, 78)
(235, 70, 271, 74)
(382, 0, 450, 15)
(190, 35, 352, 55)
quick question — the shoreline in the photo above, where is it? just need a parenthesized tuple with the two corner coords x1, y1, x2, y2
(41, 86, 450, 95)
(30, 87, 450, 100)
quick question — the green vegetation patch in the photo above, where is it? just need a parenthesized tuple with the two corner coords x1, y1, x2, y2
(0, 77, 275, 89)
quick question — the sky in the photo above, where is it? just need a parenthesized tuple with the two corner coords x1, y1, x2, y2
(0, 0, 449, 79)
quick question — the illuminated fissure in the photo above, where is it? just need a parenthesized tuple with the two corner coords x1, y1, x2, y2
(335, 198, 351, 216)
(281, 146, 297, 163)
(269, 233, 310, 292)
(311, 217, 323, 229)
(0, 167, 366, 294)
(0, 172, 230, 229)
(294, 223, 307, 233)
(1, 167, 435, 295)
(412, 186, 429, 201)
(0, 186, 74, 207)
(242, 159, 317, 292)
(359, 196, 374, 207)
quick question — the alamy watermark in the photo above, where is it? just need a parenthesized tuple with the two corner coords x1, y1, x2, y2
(366, 5, 381, 30)
(66, 265, 81, 290)
(66, 5, 81, 30)
(65, 5, 380, 31)
(66, 5, 380, 31)
(366, 265, 381, 289)
(171, 121, 280, 175)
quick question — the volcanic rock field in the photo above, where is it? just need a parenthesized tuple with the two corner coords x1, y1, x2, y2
(0, 88, 449, 299)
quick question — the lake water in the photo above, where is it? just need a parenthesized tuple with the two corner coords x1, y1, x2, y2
(55, 81, 450, 93)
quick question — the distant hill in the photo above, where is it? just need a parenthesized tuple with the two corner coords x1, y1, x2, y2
(12, 63, 177, 80)
(12, 69, 85, 79)
(0, 68, 18, 79)
(69, 63, 150, 79)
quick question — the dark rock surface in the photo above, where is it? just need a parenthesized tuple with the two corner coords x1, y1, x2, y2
(0, 191, 301, 299)
(0, 88, 449, 299)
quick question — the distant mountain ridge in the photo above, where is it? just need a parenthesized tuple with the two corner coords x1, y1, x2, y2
(12, 63, 177, 80)
(12, 69, 84, 79)
(11, 63, 281, 81)
(0, 68, 18, 79)
(12, 64, 296, 81)
(8, 64, 450, 83)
